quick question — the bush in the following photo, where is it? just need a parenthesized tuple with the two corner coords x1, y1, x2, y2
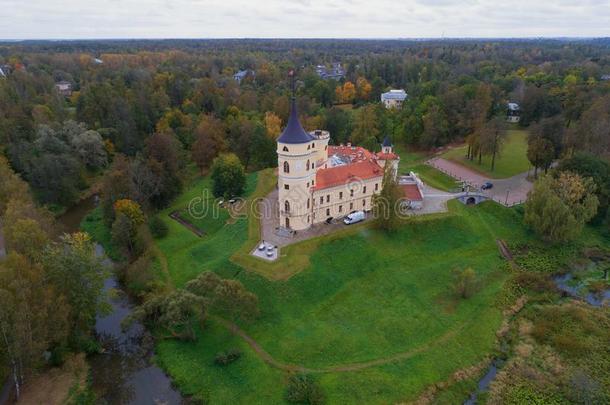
(214, 348, 242, 366)
(148, 216, 169, 239)
(286, 374, 324, 405)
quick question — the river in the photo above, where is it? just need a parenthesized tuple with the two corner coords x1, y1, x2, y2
(58, 198, 184, 404)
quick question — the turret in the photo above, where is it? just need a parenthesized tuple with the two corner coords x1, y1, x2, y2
(277, 98, 316, 231)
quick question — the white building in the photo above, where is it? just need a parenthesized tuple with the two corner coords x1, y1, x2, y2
(507, 102, 520, 123)
(381, 89, 407, 109)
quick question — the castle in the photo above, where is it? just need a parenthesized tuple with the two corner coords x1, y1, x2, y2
(277, 98, 399, 231)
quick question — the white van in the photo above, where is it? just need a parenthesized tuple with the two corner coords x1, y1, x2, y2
(343, 211, 365, 225)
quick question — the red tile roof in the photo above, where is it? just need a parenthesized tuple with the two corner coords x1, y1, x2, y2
(401, 184, 423, 201)
(327, 145, 374, 163)
(315, 160, 383, 190)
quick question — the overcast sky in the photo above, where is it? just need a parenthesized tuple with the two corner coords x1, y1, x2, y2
(1, 0, 609, 39)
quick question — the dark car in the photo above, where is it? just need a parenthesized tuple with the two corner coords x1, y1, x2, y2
(481, 182, 493, 190)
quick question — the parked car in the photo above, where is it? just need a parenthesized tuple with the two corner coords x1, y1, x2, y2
(343, 211, 365, 225)
(482, 182, 493, 190)
(266, 245, 275, 257)
(258, 242, 266, 251)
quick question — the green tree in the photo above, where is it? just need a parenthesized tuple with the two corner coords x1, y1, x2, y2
(479, 117, 506, 172)
(210, 153, 246, 199)
(524, 173, 599, 243)
(372, 164, 403, 233)
(527, 136, 555, 178)
(43, 233, 107, 348)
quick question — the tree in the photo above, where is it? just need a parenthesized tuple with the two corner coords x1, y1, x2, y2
(524, 173, 599, 243)
(69, 129, 107, 169)
(335, 81, 356, 104)
(42, 232, 106, 349)
(527, 136, 555, 178)
(113, 199, 145, 225)
(372, 164, 403, 233)
(210, 153, 246, 199)
(0, 253, 69, 400)
(286, 374, 324, 405)
(351, 104, 380, 150)
(192, 115, 227, 173)
(452, 267, 476, 299)
(264, 111, 282, 139)
(479, 117, 506, 172)
(186, 271, 260, 321)
(356, 77, 372, 101)
(125, 290, 206, 341)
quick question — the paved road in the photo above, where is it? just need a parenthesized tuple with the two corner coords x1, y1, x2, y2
(427, 158, 532, 206)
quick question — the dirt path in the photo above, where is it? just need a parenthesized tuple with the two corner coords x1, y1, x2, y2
(215, 316, 464, 374)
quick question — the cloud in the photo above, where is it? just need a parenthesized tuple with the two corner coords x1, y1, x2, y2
(0, 0, 609, 39)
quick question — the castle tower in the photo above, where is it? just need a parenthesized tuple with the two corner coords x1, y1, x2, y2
(377, 135, 400, 176)
(277, 98, 316, 231)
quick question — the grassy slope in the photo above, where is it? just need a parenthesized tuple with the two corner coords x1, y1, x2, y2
(441, 129, 531, 179)
(155, 168, 530, 404)
(395, 144, 458, 191)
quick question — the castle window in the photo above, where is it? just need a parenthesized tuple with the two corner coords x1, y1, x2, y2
(307, 215, 310, 223)
(283, 161, 290, 173)
(326, 195, 330, 203)
(284, 200, 290, 213)
(284, 184, 289, 190)
(311, 162, 314, 170)
(320, 196, 323, 204)
(350, 202, 353, 210)
(363, 199, 366, 206)
(326, 208, 330, 216)
(363, 186, 367, 194)
(307, 145, 310, 150)
(375, 183, 379, 191)
(312, 179, 314, 185)
(306, 160, 310, 171)
(312, 143, 315, 148)
(339, 191, 343, 199)
(350, 189, 354, 197)
(307, 198, 310, 209)
(339, 205, 343, 213)
(283, 146, 289, 152)
(325, 145, 327, 150)
(306, 182, 309, 188)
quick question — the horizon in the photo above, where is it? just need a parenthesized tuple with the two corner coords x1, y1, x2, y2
(2, 0, 610, 40)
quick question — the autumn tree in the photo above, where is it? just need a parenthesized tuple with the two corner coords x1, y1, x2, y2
(479, 117, 506, 172)
(192, 115, 227, 173)
(264, 111, 282, 139)
(527, 136, 555, 177)
(356, 77, 372, 101)
(335, 81, 356, 104)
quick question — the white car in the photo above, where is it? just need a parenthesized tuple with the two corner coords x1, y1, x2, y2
(266, 245, 275, 257)
(343, 211, 365, 225)
(258, 242, 266, 251)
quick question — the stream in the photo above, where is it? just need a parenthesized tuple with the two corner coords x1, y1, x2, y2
(58, 198, 184, 404)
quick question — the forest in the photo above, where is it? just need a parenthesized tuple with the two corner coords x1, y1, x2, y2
(1, 38, 610, 403)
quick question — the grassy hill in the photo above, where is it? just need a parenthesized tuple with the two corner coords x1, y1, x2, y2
(151, 172, 531, 404)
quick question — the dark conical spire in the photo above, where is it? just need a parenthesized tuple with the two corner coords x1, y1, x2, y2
(278, 70, 313, 144)
(382, 135, 392, 147)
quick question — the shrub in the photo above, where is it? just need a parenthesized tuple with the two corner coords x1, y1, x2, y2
(148, 216, 169, 239)
(452, 267, 477, 299)
(214, 348, 242, 366)
(286, 374, 324, 405)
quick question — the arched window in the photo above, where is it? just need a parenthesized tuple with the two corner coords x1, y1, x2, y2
(307, 198, 310, 209)
(283, 161, 290, 173)
(284, 200, 290, 213)
(311, 162, 314, 170)
(306, 160, 310, 171)
(283, 146, 289, 152)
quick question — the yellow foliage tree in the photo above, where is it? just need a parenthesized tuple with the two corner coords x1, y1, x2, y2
(335, 81, 356, 104)
(356, 77, 372, 101)
(113, 199, 145, 226)
(264, 111, 282, 139)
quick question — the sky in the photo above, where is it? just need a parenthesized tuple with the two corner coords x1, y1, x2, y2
(1, 0, 610, 39)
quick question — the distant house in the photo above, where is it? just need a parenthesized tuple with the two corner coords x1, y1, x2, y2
(0, 64, 11, 78)
(316, 62, 345, 80)
(55, 81, 73, 97)
(233, 69, 255, 84)
(93, 57, 103, 64)
(601, 74, 610, 81)
(381, 89, 407, 109)
(507, 102, 520, 123)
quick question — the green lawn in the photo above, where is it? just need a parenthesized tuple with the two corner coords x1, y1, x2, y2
(441, 129, 532, 179)
(395, 144, 458, 192)
(153, 172, 531, 404)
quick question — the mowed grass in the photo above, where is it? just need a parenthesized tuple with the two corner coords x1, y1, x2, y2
(395, 144, 458, 191)
(441, 129, 532, 179)
(154, 171, 529, 404)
